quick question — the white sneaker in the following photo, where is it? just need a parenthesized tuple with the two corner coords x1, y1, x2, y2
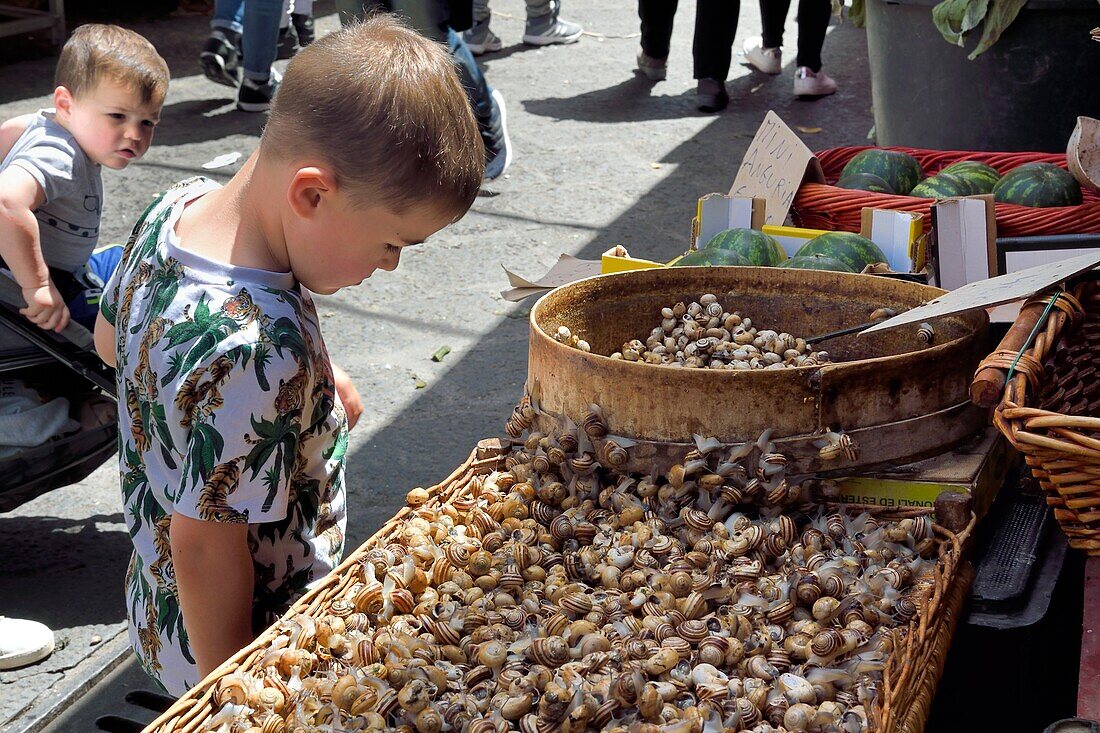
(522, 15, 583, 46)
(463, 19, 503, 56)
(794, 66, 838, 97)
(0, 617, 55, 670)
(743, 36, 781, 74)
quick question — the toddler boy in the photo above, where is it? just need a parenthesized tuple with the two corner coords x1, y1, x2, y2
(94, 15, 483, 694)
(0, 24, 168, 331)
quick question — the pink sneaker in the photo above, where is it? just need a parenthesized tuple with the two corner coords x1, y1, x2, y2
(794, 67, 838, 97)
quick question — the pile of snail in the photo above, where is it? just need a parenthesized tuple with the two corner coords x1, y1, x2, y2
(199, 402, 939, 733)
(606, 294, 831, 370)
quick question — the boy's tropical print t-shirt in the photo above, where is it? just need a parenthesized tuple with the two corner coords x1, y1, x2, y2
(101, 177, 348, 695)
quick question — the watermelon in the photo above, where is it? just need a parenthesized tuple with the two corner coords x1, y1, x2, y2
(782, 254, 857, 273)
(993, 163, 1083, 207)
(702, 228, 787, 266)
(909, 173, 975, 198)
(840, 150, 924, 195)
(835, 173, 895, 194)
(794, 232, 887, 272)
(671, 248, 751, 267)
(940, 161, 1001, 194)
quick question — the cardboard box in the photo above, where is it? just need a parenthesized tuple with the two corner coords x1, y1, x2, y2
(822, 427, 1013, 521)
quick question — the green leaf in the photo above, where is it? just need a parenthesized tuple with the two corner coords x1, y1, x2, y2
(194, 295, 210, 323)
(968, 0, 1027, 58)
(163, 322, 204, 349)
(932, 0, 990, 46)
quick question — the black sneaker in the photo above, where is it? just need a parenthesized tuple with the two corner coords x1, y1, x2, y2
(199, 29, 242, 88)
(277, 23, 300, 60)
(291, 13, 315, 46)
(237, 70, 281, 112)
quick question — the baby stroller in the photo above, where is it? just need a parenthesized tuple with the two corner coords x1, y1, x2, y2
(0, 271, 116, 513)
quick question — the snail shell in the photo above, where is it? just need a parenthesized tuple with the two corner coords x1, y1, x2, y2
(809, 628, 844, 659)
(730, 697, 761, 727)
(213, 674, 249, 707)
(676, 619, 708, 644)
(415, 707, 443, 733)
(784, 702, 818, 731)
(529, 636, 570, 667)
(601, 440, 629, 468)
(643, 647, 680, 676)
(917, 322, 934, 344)
(583, 405, 609, 439)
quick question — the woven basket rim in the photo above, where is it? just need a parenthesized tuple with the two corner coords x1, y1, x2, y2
(142, 442, 975, 733)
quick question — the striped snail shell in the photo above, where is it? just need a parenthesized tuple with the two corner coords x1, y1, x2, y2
(730, 697, 761, 726)
(528, 636, 570, 667)
(767, 647, 792, 673)
(547, 515, 573, 543)
(546, 445, 567, 465)
(212, 674, 249, 707)
(894, 595, 919, 621)
(775, 515, 798, 545)
(430, 557, 454, 586)
(600, 439, 629, 468)
(572, 521, 598, 546)
(625, 639, 653, 660)
(531, 452, 551, 474)
(805, 552, 828, 572)
(528, 501, 558, 528)
(354, 583, 384, 614)
(661, 635, 693, 660)
(838, 596, 868, 626)
(390, 588, 415, 614)
(373, 687, 399, 718)
(329, 598, 355, 618)
(560, 591, 594, 616)
(583, 404, 609, 439)
(677, 619, 709, 644)
(917, 322, 934, 344)
(825, 513, 847, 539)
(809, 628, 844, 659)
(591, 699, 621, 729)
(683, 508, 714, 533)
(766, 598, 796, 624)
(464, 664, 493, 689)
(795, 573, 823, 606)
(557, 430, 579, 454)
(697, 636, 729, 667)
(569, 453, 596, 474)
(429, 619, 461, 646)
(544, 612, 569, 637)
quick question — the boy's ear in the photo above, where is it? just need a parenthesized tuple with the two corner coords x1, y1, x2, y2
(53, 86, 74, 119)
(287, 166, 339, 219)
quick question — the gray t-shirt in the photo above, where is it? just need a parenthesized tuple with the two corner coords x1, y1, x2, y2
(1, 109, 103, 272)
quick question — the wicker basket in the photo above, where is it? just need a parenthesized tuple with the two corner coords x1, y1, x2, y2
(791, 147, 1100, 238)
(981, 276, 1100, 554)
(142, 441, 974, 733)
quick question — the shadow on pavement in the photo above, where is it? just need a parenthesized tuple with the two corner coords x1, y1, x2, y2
(0, 513, 131, 628)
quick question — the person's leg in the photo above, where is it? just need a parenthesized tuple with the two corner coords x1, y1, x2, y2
(638, 0, 677, 61)
(793, 0, 836, 96)
(277, 0, 301, 60)
(237, 0, 285, 111)
(201, 0, 245, 87)
(794, 0, 830, 71)
(446, 27, 511, 180)
(693, 0, 738, 111)
(761, 0, 791, 49)
(291, 0, 315, 46)
(465, 0, 502, 55)
(743, 0, 787, 74)
(523, 0, 583, 46)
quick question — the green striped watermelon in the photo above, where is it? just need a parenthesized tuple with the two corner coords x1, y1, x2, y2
(794, 232, 887, 273)
(782, 254, 857, 273)
(909, 173, 975, 198)
(840, 150, 924, 195)
(940, 161, 1001, 194)
(835, 173, 895, 194)
(993, 163, 1083, 207)
(703, 228, 787, 266)
(671, 248, 751, 267)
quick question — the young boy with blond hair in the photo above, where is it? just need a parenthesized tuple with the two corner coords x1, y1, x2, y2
(93, 15, 484, 694)
(0, 24, 167, 332)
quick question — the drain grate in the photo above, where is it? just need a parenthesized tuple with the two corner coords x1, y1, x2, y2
(971, 488, 1050, 609)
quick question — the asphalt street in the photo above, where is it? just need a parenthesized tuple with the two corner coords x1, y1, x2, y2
(0, 1, 874, 729)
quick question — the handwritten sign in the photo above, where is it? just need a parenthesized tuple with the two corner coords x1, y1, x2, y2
(729, 111, 824, 225)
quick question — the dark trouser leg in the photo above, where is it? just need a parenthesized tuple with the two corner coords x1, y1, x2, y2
(692, 0, 739, 81)
(795, 0, 830, 71)
(760, 0, 791, 49)
(638, 0, 678, 59)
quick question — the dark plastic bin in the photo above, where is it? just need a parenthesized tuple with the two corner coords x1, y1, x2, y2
(928, 476, 1084, 730)
(864, 0, 1100, 152)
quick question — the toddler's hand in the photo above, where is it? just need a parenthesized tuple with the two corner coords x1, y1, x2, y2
(332, 364, 362, 431)
(20, 281, 70, 332)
